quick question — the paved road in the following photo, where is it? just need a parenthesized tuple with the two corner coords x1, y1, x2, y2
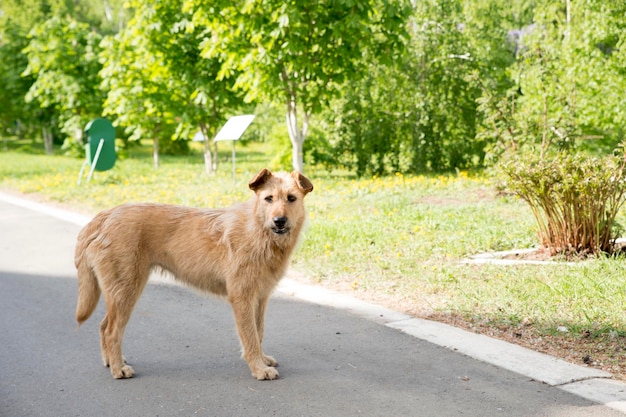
(1, 194, 625, 417)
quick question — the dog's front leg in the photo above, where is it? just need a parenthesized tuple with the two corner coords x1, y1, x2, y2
(229, 293, 279, 380)
(255, 294, 277, 367)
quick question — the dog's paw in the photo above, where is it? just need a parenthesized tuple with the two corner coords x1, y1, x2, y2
(253, 366, 279, 380)
(111, 364, 135, 379)
(262, 354, 278, 367)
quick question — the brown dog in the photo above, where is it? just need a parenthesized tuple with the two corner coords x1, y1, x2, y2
(74, 169, 313, 380)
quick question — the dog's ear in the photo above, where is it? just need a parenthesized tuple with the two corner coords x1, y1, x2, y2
(249, 168, 273, 191)
(291, 171, 314, 195)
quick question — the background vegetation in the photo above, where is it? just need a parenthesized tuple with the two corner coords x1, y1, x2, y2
(3, 0, 626, 175)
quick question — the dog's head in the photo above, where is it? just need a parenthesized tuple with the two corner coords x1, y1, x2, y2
(249, 168, 314, 236)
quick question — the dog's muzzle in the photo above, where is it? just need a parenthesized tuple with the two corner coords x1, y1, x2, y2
(272, 216, 289, 235)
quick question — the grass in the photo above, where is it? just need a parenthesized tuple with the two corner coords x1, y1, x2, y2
(2, 138, 626, 375)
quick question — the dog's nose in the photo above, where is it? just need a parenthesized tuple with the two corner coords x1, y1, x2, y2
(273, 216, 287, 229)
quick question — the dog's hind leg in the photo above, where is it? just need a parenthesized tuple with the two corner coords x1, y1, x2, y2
(98, 263, 150, 379)
(99, 315, 109, 367)
(99, 314, 128, 368)
(100, 300, 135, 379)
(229, 291, 279, 380)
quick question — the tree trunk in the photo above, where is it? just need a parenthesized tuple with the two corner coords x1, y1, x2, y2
(285, 97, 309, 173)
(203, 137, 213, 175)
(42, 125, 53, 155)
(199, 123, 217, 175)
(291, 136, 304, 173)
(212, 140, 219, 173)
(153, 137, 160, 168)
(75, 127, 83, 147)
(199, 123, 215, 175)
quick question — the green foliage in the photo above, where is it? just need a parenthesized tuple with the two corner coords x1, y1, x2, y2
(0, 22, 35, 137)
(0, 0, 127, 146)
(479, 0, 626, 161)
(22, 16, 104, 142)
(0, 1, 56, 139)
(1, 0, 127, 35)
(2, 0, 626, 178)
(265, 123, 291, 171)
(323, 63, 412, 176)
(501, 152, 626, 256)
(99, 21, 179, 148)
(159, 136, 191, 156)
(324, 0, 523, 176)
(303, 126, 335, 169)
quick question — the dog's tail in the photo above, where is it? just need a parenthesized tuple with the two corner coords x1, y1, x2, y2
(75, 213, 106, 326)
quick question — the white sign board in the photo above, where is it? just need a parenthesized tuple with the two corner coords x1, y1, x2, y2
(214, 115, 255, 142)
(192, 131, 205, 142)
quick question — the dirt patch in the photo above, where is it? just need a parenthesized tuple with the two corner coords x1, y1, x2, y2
(500, 247, 553, 261)
(415, 189, 495, 206)
(498, 242, 626, 263)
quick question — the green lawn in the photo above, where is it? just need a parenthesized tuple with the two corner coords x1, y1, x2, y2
(2, 139, 626, 374)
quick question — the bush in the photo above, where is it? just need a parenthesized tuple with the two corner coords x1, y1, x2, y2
(500, 152, 626, 256)
(159, 137, 190, 156)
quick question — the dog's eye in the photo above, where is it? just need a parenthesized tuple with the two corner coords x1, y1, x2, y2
(264, 196, 273, 203)
(287, 195, 297, 203)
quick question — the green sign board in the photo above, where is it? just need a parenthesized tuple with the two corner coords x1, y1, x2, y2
(77, 118, 116, 184)
(84, 118, 116, 171)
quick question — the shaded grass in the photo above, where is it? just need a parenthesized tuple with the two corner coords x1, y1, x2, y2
(2, 141, 626, 350)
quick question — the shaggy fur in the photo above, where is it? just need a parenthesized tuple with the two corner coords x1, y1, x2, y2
(75, 168, 313, 380)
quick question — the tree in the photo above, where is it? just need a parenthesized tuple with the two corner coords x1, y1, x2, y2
(480, 0, 626, 159)
(0, 21, 36, 142)
(22, 16, 104, 154)
(323, 0, 520, 175)
(100, 25, 178, 168)
(101, 0, 246, 171)
(184, 0, 412, 173)
(403, 0, 484, 171)
(0, 0, 127, 151)
(0, 0, 57, 144)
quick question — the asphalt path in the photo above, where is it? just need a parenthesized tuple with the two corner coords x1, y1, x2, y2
(1, 195, 625, 417)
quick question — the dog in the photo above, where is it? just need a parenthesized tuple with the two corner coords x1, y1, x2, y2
(75, 168, 313, 380)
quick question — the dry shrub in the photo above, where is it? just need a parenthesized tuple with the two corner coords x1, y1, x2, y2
(501, 153, 626, 256)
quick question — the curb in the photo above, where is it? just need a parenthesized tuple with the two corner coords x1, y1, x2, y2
(2, 191, 626, 413)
